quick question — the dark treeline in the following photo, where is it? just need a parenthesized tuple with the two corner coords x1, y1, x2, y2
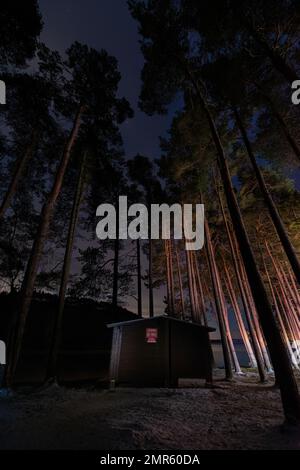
(0, 0, 300, 427)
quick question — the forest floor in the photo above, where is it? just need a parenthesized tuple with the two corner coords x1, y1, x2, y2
(0, 371, 300, 450)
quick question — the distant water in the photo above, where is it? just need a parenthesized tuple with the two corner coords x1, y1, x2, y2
(212, 339, 251, 368)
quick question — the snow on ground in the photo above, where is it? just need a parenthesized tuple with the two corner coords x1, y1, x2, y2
(0, 372, 300, 450)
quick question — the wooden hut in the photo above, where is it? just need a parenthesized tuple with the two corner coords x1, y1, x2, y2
(107, 315, 215, 387)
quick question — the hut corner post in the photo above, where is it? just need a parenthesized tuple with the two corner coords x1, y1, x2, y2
(164, 320, 174, 388)
(109, 326, 122, 389)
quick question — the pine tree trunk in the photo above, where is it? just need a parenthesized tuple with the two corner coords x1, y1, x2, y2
(219, 273, 242, 374)
(4, 106, 84, 387)
(194, 252, 208, 326)
(137, 238, 142, 317)
(287, 264, 300, 306)
(263, 255, 299, 369)
(276, 288, 300, 369)
(190, 250, 201, 323)
(210, 249, 241, 373)
(185, 247, 196, 321)
(278, 263, 300, 318)
(0, 130, 37, 219)
(236, 247, 273, 373)
(203, 277, 216, 322)
(205, 219, 233, 380)
(273, 263, 300, 346)
(276, 283, 300, 358)
(175, 245, 185, 319)
(192, 82, 300, 423)
(234, 107, 300, 283)
(266, 243, 300, 335)
(46, 152, 87, 381)
(223, 262, 257, 368)
(216, 185, 266, 380)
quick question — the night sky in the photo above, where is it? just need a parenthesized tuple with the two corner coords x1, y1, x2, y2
(39, 0, 178, 158)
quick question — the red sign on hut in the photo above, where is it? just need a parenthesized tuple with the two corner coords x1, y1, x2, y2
(146, 328, 158, 344)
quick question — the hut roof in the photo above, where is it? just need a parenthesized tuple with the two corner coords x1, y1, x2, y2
(107, 315, 215, 332)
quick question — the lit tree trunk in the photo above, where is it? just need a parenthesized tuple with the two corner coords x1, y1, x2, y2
(212, 251, 241, 374)
(219, 275, 242, 374)
(194, 252, 208, 326)
(234, 107, 300, 284)
(275, 300, 299, 369)
(205, 219, 233, 380)
(223, 262, 257, 369)
(286, 264, 300, 306)
(277, 263, 300, 318)
(0, 130, 37, 219)
(203, 277, 216, 323)
(216, 184, 266, 380)
(175, 245, 185, 319)
(276, 283, 300, 358)
(137, 238, 142, 317)
(190, 251, 201, 323)
(273, 267, 300, 346)
(275, 287, 300, 369)
(192, 80, 300, 422)
(266, 243, 300, 335)
(263, 256, 299, 369)
(185, 248, 196, 321)
(4, 106, 84, 387)
(46, 152, 87, 381)
(236, 248, 273, 373)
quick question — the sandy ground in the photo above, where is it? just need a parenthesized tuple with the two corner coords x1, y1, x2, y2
(1, 372, 300, 450)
